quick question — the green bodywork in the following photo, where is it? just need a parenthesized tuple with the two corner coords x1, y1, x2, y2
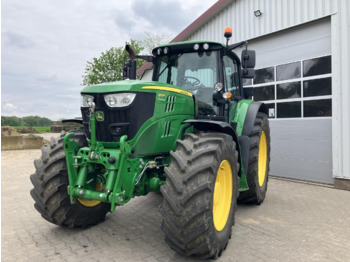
(63, 42, 256, 211)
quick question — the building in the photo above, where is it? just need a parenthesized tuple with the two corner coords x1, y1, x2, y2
(140, 0, 350, 189)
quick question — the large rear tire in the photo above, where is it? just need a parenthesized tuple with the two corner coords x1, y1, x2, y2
(160, 132, 239, 259)
(238, 112, 270, 204)
(30, 131, 110, 228)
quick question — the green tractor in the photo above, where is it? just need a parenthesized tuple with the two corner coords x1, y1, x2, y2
(30, 28, 270, 259)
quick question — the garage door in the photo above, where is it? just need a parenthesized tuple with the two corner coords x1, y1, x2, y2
(242, 18, 333, 184)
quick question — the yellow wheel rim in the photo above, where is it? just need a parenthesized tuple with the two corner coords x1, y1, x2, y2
(213, 160, 233, 232)
(258, 131, 267, 187)
(78, 183, 103, 207)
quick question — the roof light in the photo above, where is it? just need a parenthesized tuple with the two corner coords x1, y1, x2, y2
(157, 48, 162, 55)
(203, 43, 209, 50)
(224, 27, 232, 38)
(163, 47, 169, 54)
(193, 44, 200, 50)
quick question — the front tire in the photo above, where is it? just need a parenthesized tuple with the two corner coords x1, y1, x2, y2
(160, 132, 239, 259)
(30, 131, 110, 228)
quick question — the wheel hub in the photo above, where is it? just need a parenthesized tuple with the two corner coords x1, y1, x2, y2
(78, 183, 103, 207)
(258, 131, 267, 187)
(213, 160, 233, 232)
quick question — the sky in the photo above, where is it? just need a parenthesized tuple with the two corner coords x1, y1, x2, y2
(1, 0, 215, 120)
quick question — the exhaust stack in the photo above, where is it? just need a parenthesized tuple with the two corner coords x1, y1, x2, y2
(123, 45, 137, 80)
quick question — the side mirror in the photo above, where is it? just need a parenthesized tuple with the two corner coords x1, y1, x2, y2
(241, 68, 255, 79)
(241, 50, 256, 68)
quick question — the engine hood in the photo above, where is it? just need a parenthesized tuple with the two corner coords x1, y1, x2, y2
(81, 80, 192, 97)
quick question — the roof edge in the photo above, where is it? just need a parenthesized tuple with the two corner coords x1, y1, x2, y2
(171, 0, 233, 43)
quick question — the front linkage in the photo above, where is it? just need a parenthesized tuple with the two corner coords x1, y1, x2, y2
(63, 102, 165, 212)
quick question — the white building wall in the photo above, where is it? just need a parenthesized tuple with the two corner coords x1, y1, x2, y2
(187, 0, 337, 43)
(184, 0, 349, 180)
(331, 0, 350, 180)
(141, 70, 152, 81)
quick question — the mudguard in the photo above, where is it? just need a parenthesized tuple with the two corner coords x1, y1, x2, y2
(182, 119, 241, 175)
(242, 102, 267, 136)
(239, 101, 268, 180)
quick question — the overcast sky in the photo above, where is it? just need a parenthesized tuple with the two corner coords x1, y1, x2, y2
(2, 0, 214, 120)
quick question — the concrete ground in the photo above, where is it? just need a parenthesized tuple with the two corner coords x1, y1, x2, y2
(36, 132, 60, 140)
(2, 149, 350, 262)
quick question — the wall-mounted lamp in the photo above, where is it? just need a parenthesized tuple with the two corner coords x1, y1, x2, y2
(254, 10, 262, 17)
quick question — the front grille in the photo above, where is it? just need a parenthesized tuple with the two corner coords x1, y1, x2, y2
(81, 92, 155, 142)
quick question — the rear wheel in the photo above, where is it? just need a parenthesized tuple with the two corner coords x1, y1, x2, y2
(160, 132, 239, 259)
(30, 131, 110, 228)
(238, 112, 270, 204)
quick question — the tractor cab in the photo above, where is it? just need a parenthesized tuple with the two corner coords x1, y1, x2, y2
(151, 38, 256, 120)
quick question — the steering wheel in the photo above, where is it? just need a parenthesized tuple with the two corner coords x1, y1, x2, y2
(184, 76, 201, 86)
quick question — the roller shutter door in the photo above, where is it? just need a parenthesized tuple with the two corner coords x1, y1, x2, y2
(242, 18, 333, 184)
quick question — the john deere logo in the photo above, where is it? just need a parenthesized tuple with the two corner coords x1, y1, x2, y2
(95, 111, 104, 122)
(158, 93, 166, 101)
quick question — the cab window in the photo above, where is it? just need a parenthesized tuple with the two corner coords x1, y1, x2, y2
(154, 51, 219, 116)
(223, 56, 240, 96)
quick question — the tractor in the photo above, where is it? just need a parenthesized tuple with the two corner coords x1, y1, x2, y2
(30, 27, 270, 259)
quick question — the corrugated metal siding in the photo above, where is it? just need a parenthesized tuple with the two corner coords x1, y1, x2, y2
(237, 18, 331, 69)
(186, 0, 337, 43)
(184, 0, 349, 180)
(331, 0, 350, 179)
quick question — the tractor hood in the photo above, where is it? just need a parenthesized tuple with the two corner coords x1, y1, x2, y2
(81, 80, 192, 97)
(79, 79, 195, 148)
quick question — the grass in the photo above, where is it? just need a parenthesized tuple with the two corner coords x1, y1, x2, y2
(12, 126, 51, 133)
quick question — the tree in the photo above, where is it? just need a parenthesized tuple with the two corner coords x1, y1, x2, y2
(141, 31, 173, 54)
(22, 116, 51, 126)
(1, 116, 21, 126)
(1, 115, 51, 127)
(82, 39, 144, 86)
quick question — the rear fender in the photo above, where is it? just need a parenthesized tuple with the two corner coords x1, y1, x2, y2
(242, 102, 267, 136)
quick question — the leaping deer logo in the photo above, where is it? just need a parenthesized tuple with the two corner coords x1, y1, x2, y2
(95, 111, 104, 122)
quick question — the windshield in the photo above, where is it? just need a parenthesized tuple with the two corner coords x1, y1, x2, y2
(154, 51, 219, 115)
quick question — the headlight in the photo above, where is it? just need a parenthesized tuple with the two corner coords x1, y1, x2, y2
(81, 95, 94, 107)
(214, 82, 223, 92)
(104, 93, 136, 107)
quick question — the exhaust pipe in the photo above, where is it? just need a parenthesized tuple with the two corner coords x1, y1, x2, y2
(125, 45, 136, 60)
(123, 45, 137, 80)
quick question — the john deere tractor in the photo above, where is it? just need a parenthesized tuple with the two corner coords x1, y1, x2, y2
(30, 28, 270, 259)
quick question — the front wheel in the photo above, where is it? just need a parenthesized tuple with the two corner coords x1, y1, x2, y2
(30, 131, 110, 228)
(160, 132, 240, 259)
